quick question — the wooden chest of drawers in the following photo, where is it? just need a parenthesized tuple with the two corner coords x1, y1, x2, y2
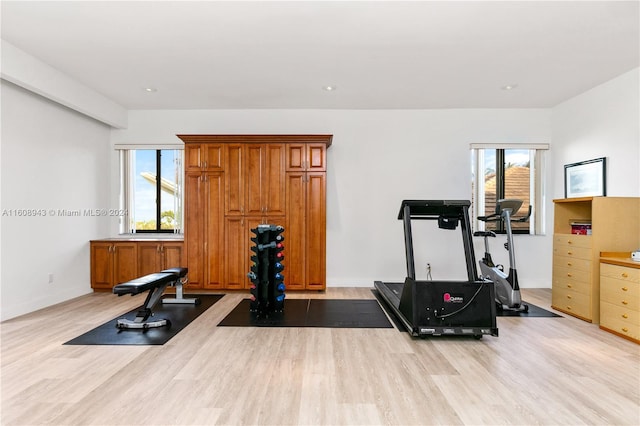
(552, 197, 640, 324)
(599, 259, 640, 344)
(552, 234, 595, 321)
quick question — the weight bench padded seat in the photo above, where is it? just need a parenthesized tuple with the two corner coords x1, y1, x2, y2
(113, 272, 177, 296)
(161, 267, 188, 279)
(113, 271, 181, 330)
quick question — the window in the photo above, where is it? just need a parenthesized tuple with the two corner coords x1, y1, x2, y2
(119, 148, 183, 234)
(471, 144, 548, 235)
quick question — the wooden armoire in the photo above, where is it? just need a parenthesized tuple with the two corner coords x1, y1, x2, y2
(178, 134, 332, 291)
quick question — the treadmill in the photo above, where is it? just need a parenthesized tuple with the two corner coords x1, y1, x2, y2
(374, 200, 498, 338)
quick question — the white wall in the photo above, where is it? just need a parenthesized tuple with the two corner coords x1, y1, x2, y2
(551, 68, 640, 198)
(111, 108, 553, 288)
(1, 81, 112, 320)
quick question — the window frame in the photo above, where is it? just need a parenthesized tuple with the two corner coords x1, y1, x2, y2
(471, 143, 548, 236)
(117, 146, 184, 235)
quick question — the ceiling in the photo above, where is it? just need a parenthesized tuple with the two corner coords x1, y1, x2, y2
(1, 1, 638, 110)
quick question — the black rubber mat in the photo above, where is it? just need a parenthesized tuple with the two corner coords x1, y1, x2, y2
(219, 299, 310, 327)
(64, 294, 224, 345)
(218, 299, 393, 328)
(496, 303, 562, 317)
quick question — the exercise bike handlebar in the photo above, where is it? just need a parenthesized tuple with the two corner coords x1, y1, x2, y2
(477, 203, 532, 223)
(477, 213, 501, 222)
(513, 205, 532, 222)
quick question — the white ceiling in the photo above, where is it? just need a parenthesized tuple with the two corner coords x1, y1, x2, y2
(2, 1, 638, 110)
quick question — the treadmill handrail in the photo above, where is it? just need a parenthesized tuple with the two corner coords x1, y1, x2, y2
(398, 200, 472, 220)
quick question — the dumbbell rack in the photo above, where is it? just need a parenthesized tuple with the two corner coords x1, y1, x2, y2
(248, 224, 285, 317)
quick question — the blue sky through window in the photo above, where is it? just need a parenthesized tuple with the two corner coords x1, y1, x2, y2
(134, 150, 178, 228)
(483, 149, 529, 175)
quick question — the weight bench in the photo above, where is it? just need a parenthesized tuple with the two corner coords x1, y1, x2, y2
(113, 267, 196, 330)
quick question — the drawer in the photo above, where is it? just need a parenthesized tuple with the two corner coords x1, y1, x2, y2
(552, 278, 591, 296)
(552, 287, 591, 319)
(553, 256, 592, 273)
(553, 245, 592, 261)
(600, 301, 640, 326)
(553, 264, 592, 287)
(600, 277, 640, 308)
(600, 302, 640, 341)
(554, 234, 592, 249)
(600, 263, 640, 283)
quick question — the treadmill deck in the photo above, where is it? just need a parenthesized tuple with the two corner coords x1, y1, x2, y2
(374, 280, 498, 338)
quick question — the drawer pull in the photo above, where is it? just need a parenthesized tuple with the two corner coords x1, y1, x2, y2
(567, 273, 573, 277)
(622, 287, 628, 292)
(567, 251, 573, 255)
(567, 306, 572, 310)
(567, 240, 573, 245)
(622, 327, 629, 333)
(567, 262, 572, 266)
(622, 300, 629, 305)
(567, 284, 573, 289)
(622, 314, 628, 319)
(621, 273, 628, 278)
(567, 295, 572, 299)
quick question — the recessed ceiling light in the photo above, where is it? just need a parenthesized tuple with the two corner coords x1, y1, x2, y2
(143, 87, 158, 93)
(501, 84, 518, 91)
(322, 85, 337, 91)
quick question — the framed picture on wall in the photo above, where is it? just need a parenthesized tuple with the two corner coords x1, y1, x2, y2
(564, 157, 607, 198)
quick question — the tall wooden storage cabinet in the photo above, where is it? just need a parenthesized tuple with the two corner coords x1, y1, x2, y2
(184, 171, 225, 289)
(285, 143, 328, 290)
(551, 197, 640, 323)
(178, 135, 332, 290)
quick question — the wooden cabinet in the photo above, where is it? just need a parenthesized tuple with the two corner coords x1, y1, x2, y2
(552, 234, 593, 320)
(284, 143, 328, 289)
(225, 215, 285, 290)
(552, 197, 640, 323)
(90, 241, 138, 290)
(286, 143, 327, 171)
(225, 143, 286, 217)
(137, 241, 184, 276)
(179, 134, 332, 290)
(223, 142, 287, 289)
(286, 171, 326, 290)
(184, 142, 224, 171)
(184, 171, 224, 289)
(91, 240, 185, 291)
(254, 144, 286, 216)
(599, 256, 640, 344)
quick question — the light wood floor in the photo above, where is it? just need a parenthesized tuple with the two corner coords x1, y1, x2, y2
(1, 288, 639, 425)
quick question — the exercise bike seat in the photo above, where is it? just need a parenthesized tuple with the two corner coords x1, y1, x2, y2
(474, 230, 496, 238)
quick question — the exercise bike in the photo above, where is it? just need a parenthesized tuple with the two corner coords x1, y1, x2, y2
(474, 199, 531, 313)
